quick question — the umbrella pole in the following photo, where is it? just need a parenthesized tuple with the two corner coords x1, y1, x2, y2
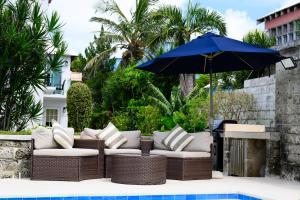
(209, 67, 213, 136)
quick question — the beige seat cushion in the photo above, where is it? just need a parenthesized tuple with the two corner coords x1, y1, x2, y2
(33, 148, 99, 157)
(150, 149, 210, 158)
(183, 132, 213, 152)
(104, 148, 141, 155)
(153, 131, 169, 150)
(32, 126, 74, 149)
(119, 130, 141, 149)
(32, 127, 59, 149)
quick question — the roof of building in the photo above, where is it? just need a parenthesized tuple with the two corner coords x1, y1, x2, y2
(257, 1, 300, 23)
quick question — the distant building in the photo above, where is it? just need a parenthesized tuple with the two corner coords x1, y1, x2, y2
(257, 2, 300, 51)
(32, 53, 79, 128)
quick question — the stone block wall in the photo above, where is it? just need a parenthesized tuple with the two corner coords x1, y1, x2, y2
(275, 52, 300, 181)
(235, 75, 281, 177)
(0, 138, 32, 178)
(236, 75, 276, 131)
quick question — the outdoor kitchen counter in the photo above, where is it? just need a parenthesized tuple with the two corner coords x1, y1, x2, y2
(221, 131, 270, 140)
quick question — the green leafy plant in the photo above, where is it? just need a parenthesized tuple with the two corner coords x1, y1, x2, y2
(136, 106, 162, 136)
(0, 0, 66, 131)
(67, 83, 93, 132)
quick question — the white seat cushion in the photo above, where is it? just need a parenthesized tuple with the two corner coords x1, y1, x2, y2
(33, 148, 99, 157)
(184, 133, 213, 152)
(150, 149, 210, 158)
(104, 148, 141, 155)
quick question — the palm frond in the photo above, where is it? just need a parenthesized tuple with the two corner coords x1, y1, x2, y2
(147, 82, 172, 112)
(147, 96, 172, 115)
(84, 46, 117, 74)
(193, 8, 227, 35)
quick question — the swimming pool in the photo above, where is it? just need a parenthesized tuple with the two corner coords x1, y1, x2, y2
(0, 194, 262, 200)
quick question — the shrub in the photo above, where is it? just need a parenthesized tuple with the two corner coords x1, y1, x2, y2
(67, 83, 92, 131)
(214, 91, 255, 123)
(136, 106, 162, 136)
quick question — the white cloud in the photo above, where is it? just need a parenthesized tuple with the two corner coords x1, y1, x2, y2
(223, 9, 258, 41)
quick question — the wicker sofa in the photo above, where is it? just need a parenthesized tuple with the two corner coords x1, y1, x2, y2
(147, 131, 213, 180)
(80, 129, 213, 180)
(31, 127, 104, 181)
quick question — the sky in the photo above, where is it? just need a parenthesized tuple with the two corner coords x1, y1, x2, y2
(45, 0, 300, 56)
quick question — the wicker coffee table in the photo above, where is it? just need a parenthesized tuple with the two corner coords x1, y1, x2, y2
(111, 154, 166, 185)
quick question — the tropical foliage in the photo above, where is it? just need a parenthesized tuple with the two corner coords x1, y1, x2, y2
(0, 0, 66, 131)
(86, 0, 159, 69)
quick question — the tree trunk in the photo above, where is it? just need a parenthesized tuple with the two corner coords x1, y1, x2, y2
(180, 74, 195, 97)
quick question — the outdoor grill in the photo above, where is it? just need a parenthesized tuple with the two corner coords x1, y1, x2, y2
(212, 119, 237, 171)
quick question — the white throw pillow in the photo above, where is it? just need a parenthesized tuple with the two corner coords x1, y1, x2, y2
(97, 122, 127, 149)
(83, 128, 102, 138)
(163, 125, 194, 152)
(31, 126, 59, 149)
(52, 119, 74, 149)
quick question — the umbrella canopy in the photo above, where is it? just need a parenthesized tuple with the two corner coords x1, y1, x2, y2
(137, 32, 285, 134)
(137, 32, 285, 73)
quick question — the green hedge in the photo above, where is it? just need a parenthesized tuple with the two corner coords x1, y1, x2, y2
(0, 130, 31, 135)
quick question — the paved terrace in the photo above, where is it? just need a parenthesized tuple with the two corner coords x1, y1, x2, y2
(0, 177, 299, 200)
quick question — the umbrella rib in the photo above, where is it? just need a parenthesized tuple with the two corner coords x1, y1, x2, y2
(158, 57, 180, 73)
(231, 52, 255, 70)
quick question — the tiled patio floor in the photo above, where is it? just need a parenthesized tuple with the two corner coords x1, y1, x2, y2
(0, 176, 299, 200)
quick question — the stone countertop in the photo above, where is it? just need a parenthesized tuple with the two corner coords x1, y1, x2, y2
(0, 135, 32, 141)
(221, 131, 270, 140)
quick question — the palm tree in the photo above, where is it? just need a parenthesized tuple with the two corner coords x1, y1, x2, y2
(243, 29, 276, 48)
(152, 1, 226, 96)
(85, 0, 158, 71)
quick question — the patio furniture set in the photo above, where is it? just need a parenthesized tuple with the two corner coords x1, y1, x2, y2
(31, 121, 213, 184)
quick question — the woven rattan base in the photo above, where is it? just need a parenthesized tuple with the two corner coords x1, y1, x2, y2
(111, 154, 166, 185)
(31, 155, 100, 181)
(167, 157, 212, 180)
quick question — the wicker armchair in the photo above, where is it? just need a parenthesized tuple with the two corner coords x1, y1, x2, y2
(31, 139, 104, 181)
(142, 140, 212, 180)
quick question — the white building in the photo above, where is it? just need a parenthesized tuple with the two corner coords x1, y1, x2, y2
(32, 54, 80, 128)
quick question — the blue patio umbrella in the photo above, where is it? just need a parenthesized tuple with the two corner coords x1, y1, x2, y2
(137, 32, 285, 134)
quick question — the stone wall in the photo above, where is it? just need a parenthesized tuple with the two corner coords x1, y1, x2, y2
(235, 75, 281, 177)
(0, 136, 32, 178)
(275, 47, 300, 181)
(236, 75, 276, 131)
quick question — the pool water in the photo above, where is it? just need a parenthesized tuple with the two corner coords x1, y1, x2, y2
(1, 194, 262, 200)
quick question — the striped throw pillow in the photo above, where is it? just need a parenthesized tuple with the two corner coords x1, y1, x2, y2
(97, 122, 127, 149)
(52, 119, 74, 149)
(163, 125, 194, 152)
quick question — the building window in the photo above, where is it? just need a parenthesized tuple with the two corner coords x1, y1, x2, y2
(289, 33, 294, 41)
(45, 109, 58, 126)
(277, 26, 282, 35)
(283, 24, 287, 34)
(283, 35, 288, 43)
(289, 22, 294, 32)
(277, 36, 282, 45)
